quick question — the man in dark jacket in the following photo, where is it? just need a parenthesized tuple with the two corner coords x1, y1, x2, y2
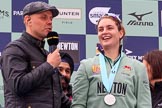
(0, 1, 71, 108)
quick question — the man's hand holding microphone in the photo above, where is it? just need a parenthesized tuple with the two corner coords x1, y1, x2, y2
(46, 31, 61, 68)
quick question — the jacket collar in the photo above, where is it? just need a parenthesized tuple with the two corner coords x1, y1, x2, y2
(22, 31, 45, 48)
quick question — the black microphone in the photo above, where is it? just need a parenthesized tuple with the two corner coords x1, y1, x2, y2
(47, 31, 59, 53)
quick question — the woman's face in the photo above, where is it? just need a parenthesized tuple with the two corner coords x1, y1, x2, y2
(97, 18, 123, 49)
(143, 60, 153, 81)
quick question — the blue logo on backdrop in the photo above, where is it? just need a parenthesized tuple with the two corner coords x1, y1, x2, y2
(55, 34, 86, 71)
(0, 33, 11, 57)
(123, 36, 158, 61)
(86, 0, 122, 34)
(12, 0, 48, 32)
(158, 1, 162, 36)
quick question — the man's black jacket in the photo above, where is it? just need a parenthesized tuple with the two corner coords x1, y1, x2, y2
(0, 32, 71, 108)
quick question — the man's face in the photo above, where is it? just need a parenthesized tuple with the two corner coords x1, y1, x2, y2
(24, 10, 53, 40)
(58, 62, 71, 88)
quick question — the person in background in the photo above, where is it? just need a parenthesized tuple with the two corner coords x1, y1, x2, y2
(143, 49, 162, 108)
(0, 1, 71, 108)
(71, 13, 151, 108)
(59, 52, 74, 102)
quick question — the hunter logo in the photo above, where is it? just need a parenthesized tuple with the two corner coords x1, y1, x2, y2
(127, 11, 153, 26)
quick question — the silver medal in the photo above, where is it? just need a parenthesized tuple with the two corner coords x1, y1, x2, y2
(104, 94, 116, 105)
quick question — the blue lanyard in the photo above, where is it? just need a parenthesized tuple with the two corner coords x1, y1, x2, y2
(99, 53, 123, 93)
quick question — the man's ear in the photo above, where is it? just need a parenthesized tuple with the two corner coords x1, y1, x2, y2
(24, 15, 31, 24)
(27, 17, 31, 22)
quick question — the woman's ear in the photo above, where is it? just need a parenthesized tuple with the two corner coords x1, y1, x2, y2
(119, 29, 124, 40)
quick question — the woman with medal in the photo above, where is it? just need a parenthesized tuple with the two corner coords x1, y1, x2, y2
(71, 13, 152, 108)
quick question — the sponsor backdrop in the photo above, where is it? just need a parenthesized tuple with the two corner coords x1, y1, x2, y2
(0, 0, 162, 107)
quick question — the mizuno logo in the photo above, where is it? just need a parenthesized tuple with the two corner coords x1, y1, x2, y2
(128, 12, 152, 21)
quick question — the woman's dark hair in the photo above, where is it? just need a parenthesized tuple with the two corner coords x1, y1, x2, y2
(143, 49, 162, 79)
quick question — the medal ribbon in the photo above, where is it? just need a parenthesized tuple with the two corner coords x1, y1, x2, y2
(99, 52, 123, 93)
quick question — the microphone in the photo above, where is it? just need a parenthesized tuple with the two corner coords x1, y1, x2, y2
(47, 31, 59, 53)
